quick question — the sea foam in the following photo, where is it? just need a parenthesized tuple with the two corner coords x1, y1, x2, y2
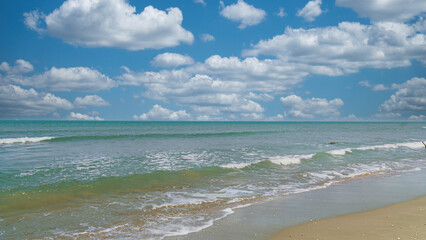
(327, 142, 424, 156)
(0, 137, 55, 144)
(220, 162, 256, 169)
(220, 154, 314, 169)
(269, 154, 314, 165)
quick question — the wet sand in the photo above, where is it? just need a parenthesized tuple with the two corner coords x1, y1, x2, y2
(269, 196, 426, 240)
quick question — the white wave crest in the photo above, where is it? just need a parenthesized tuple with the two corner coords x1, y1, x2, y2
(327, 148, 352, 156)
(269, 154, 314, 166)
(327, 142, 424, 156)
(0, 137, 55, 144)
(220, 162, 255, 169)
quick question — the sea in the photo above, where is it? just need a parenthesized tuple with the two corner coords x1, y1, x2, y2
(0, 121, 425, 239)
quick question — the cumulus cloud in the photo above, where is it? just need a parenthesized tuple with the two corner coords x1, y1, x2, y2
(297, 0, 323, 22)
(336, 0, 426, 22)
(23, 10, 44, 32)
(69, 112, 104, 121)
(244, 20, 426, 75)
(12, 66, 116, 92)
(119, 64, 272, 120)
(24, 0, 194, 50)
(372, 84, 389, 91)
(280, 94, 344, 119)
(74, 95, 110, 107)
(0, 60, 34, 74)
(134, 104, 190, 120)
(201, 33, 215, 42)
(358, 80, 390, 91)
(151, 53, 195, 68)
(220, 0, 266, 29)
(373, 112, 402, 119)
(246, 92, 274, 101)
(118, 51, 320, 119)
(380, 77, 426, 113)
(194, 55, 308, 91)
(0, 85, 72, 116)
(358, 80, 371, 87)
(277, 7, 287, 17)
(408, 114, 426, 120)
(120, 55, 307, 94)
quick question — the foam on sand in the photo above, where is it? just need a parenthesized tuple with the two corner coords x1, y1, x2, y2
(0, 137, 55, 144)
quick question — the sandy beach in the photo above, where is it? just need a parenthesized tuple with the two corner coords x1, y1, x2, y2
(269, 196, 426, 240)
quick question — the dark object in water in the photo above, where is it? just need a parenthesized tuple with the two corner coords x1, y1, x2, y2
(329, 142, 338, 145)
(423, 141, 426, 148)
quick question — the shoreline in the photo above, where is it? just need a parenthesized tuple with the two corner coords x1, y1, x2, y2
(269, 195, 426, 240)
(169, 169, 426, 240)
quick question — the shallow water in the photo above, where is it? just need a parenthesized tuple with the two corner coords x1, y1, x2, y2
(0, 121, 425, 239)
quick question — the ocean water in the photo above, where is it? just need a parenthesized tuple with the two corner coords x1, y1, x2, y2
(0, 121, 425, 239)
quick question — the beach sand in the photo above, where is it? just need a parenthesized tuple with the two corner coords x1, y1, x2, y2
(269, 196, 426, 240)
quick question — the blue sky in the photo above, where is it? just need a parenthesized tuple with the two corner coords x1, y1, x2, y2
(0, 0, 425, 121)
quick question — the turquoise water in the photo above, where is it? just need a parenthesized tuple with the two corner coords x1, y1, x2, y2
(0, 121, 425, 239)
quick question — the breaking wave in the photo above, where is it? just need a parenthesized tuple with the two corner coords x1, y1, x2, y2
(0, 137, 55, 144)
(327, 142, 424, 156)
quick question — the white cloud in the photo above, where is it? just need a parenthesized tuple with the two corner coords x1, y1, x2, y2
(220, 0, 266, 29)
(134, 104, 190, 120)
(0, 85, 73, 116)
(194, 55, 307, 91)
(372, 84, 389, 91)
(358, 80, 371, 87)
(277, 7, 287, 17)
(358, 80, 390, 91)
(23, 10, 44, 32)
(244, 20, 426, 75)
(24, 0, 194, 50)
(74, 95, 110, 107)
(0, 60, 34, 74)
(194, 0, 206, 5)
(373, 112, 401, 119)
(201, 33, 215, 42)
(69, 112, 104, 121)
(119, 67, 268, 119)
(241, 112, 264, 120)
(151, 53, 195, 68)
(380, 77, 426, 113)
(246, 92, 274, 101)
(13, 66, 116, 92)
(119, 55, 307, 94)
(280, 94, 344, 119)
(297, 0, 323, 22)
(345, 113, 358, 120)
(336, 0, 426, 22)
(408, 114, 426, 120)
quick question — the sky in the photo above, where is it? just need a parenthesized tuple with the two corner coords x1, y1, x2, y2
(0, 0, 425, 121)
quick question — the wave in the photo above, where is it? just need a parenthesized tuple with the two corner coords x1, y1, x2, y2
(0, 166, 234, 215)
(269, 154, 314, 165)
(327, 141, 424, 156)
(0, 137, 55, 144)
(220, 162, 256, 169)
(220, 154, 314, 169)
(0, 153, 310, 215)
(0, 130, 283, 145)
(35, 130, 284, 143)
